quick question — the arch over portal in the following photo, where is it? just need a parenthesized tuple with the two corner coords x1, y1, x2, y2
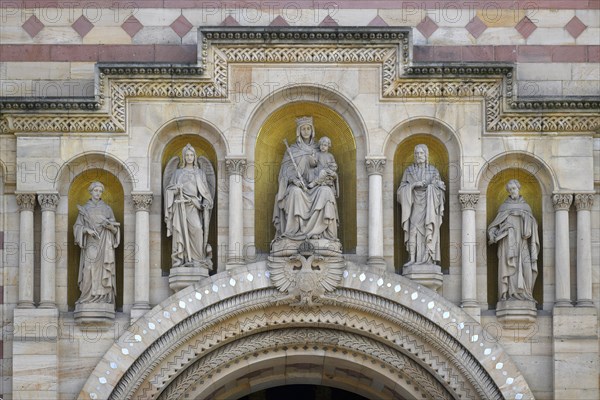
(80, 264, 535, 400)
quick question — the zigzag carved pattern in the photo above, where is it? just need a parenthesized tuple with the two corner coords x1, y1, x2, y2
(157, 328, 453, 400)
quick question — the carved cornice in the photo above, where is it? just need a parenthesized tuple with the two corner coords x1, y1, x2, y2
(15, 193, 36, 211)
(0, 27, 598, 134)
(552, 193, 573, 211)
(132, 193, 153, 212)
(224, 158, 247, 176)
(365, 158, 386, 175)
(574, 193, 594, 211)
(37, 193, 60, 211)
(459, 192, 480, 210)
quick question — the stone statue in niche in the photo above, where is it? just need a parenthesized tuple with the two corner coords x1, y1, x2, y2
(268, 116, 344, 305)
(397, 144, 446, 266)
(163, 144, 215, 272)
(488, 179, 539, 302)
(271, 116, 341, 256)
(74, 181, 120, 313)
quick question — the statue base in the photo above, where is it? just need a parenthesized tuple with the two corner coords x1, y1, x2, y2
(402, 263, 443, 292)
(496, 300, 537, 326)
(169, 266, 209, 292)
(74, 303, 115, 325)
(270, 238, 342, 257)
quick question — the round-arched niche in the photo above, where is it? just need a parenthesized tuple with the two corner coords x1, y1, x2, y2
(254, 101, 357, 254)
(393, 134, 450, 274)
(160, 135, 218, 275)
(67, 169, 124, 310)
(486, 168, 543, 308)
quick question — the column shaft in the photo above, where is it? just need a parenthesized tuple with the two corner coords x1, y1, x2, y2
(459, 192, 479, 309)
(38, 193, 59, 308)
(553, 194, 573, 307)
(16, 193, 36, 308)
(575, 194, 594, 306)
(132, 193, 152, 310)
(226, 158, 246, 268)
(366, 158, 386, 268)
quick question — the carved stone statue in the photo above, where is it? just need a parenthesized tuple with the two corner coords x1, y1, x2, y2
(396, 144, 446, 266)
(488, 179, 539, 302)
(74, 181, 120, 306)
(271, 116, 341, 255)
(163, 144, 215, 270)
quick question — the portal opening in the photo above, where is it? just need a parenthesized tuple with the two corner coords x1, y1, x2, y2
(238, 385, 369, 400)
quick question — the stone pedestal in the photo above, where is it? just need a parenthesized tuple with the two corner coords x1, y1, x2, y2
(169, 266, 209, 292)
(74, 303, 115, 325)
(402, 264, 443, 292)
(496, 300, 537, 325)
(270, 238, 342, 257)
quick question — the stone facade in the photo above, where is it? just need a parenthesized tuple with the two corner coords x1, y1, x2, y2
(0, 3, 599, 400)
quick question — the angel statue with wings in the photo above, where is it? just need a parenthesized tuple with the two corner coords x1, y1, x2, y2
(163, 144, 215, 269)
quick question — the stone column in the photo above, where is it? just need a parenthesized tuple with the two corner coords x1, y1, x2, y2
(574, 193, 594, 307)
(365, 158, 386, 269)
(226, 157, 246, 269)
(38, 193, 60, 308)
(459, 191, 479, 315)
(553, 193, 573, 307)
(131, 193, 153, 314)
(16, 193, 36, 308)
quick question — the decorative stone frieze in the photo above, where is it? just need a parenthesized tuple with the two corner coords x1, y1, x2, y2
(131, 193, 153, 212)
(15, 193, 36, 211)
(552, 193, 573, 211)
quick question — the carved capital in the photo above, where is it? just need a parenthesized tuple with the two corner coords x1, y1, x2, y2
(459, 193, 479, 210)
(225, 158, 246, 176)
(38, 193, 60, 211)
(552, 193, 573, 211)
(132, 193, 153, 212)
(16, 193, 36, 211)
(365, 158, 386, 176)
(574, 193, 594, 211)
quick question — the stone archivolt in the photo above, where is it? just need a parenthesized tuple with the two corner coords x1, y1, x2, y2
(86, 265, 534, 400)
(1, 27, 597, 134)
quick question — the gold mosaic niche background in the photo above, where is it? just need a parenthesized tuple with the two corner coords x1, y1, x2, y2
(487, 168, 543, 308)
(161, 135, 218, 275)
(255, 102, 357, 253)
(393, 135, 450, 274)
(68, 169, 124, 310)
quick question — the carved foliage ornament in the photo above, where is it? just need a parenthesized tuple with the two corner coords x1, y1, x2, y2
(552, 193, 573, 211)
(225, 158, 246, 176)
(132, 194, 153, 212)
(459, 193, 480, 210)
(16, 193, 36, 211)
(365, 158, 386, 175)
(574, 193, 594, 211)
(38, 193, 60, 211)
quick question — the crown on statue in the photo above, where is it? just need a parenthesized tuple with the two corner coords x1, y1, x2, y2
(296, 116, 313, 127)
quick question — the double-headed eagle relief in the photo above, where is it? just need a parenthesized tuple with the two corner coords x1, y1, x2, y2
(268, 116, 345, 306)
(163, 144, 215, 271)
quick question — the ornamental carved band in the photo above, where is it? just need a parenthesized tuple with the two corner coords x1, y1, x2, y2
(225, 158, 247, 176)
(132, 194, 153, 212)
(16, 193, 36, 211)
(365, 158, 386, 175)
(574, 193, 594, 211)
(38, 193, 60, 211)
(552, 194, 573, 211)
(459, 193, 480, 210)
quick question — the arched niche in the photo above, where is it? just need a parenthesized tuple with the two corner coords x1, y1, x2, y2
(476, 152, 556, 310)
(67, 169, 124, 310)
(160, 135, 218, 275)
(393, 135, 450, 273)
(486, 168, 543, 309)
(55, 152, 135, 312)
(254, 101, 357, 253)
